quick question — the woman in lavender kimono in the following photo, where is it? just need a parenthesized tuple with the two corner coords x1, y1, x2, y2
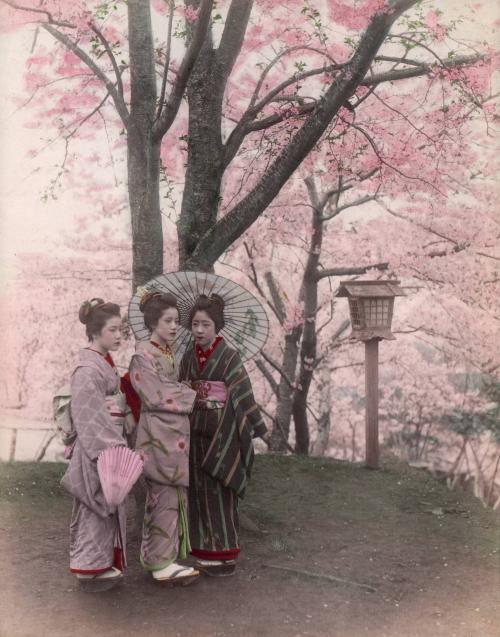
(61, 299, 127, 590)
(129, 291, 199, 585)
(179, 295, 267, 577)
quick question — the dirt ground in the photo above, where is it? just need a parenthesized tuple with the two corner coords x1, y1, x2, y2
(0, 455, 499, 637)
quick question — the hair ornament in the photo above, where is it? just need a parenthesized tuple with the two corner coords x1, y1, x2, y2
(137, 286, 162, 312)
(208, 293, 224, 307)
(79, 297, 105, 324)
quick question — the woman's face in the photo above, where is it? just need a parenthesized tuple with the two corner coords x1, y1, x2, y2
(152, 307, 179, 346)
(93, 316, 122, 352)
(192, 310, 217, 349)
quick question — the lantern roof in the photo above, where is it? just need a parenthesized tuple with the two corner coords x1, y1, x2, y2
(336, 280, 405, 299)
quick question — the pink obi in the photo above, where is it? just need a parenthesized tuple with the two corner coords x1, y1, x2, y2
(191, 380, 227, 409)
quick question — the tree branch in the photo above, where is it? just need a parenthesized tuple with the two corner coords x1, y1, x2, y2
(261, 351, 295, 389)
(224, 52, 483, 166)
(89, 21, 124, 98)
(246, 101, 316, 133)
(371, 89, 437, 144)
(374, 54, 427, 67)
(0, 0, 75, 28)
(64, 89, 112, 140)
(249, 45, 341, 111)
(476, 251, 500, 263)
(377, 199, 463, 248)
(12, 73, 93, 114)
(251, 63, 343, 116)
(332, 319, 351, 342)
(225, 49, 482, 175)
(42, 24, 130, 127)
(316, 263, 389, 280)
(243, 242, 283, 323)
(255, 358, 279, 396)
(153, 0, 214, 140)
(187, 3, 420, 269)
(216, 0, 254, 76)
(391, 33, 446, 66)
(361, 54, 483, 87)
(388, 0, 429, 19)
(157, 0, 175, 120)
(321, 194, 378, 221)
(320, 168, 380, 205)
(348, 119, 445, 195)
(264, 272, 287, 325)
(224, 46, 345, 167)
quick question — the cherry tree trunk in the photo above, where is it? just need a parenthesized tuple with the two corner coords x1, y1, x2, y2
(310, 364, 332, 456)
(292, 273, 317, 455)
(178, 0, 253, 271)
(292, 189, 324, 454)
(128, 0, 163, 288)
(268, 329, 302, 452)
(178, 39, 224, 271)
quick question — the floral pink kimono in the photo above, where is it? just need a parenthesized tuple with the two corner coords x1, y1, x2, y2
(129, 340, 196, 572)
(61, 348, 127, 574)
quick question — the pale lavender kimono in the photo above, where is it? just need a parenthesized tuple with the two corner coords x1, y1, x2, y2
(61, 348, 127, 573)
(130, 340, 196, 571)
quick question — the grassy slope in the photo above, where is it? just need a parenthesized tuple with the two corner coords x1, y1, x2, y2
(0, 455, 499, 637)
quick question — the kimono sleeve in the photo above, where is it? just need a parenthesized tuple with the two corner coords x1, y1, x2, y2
(70, 367, 126, 461)
(130, 353, 196, 414)
(226, 352, 267, 439)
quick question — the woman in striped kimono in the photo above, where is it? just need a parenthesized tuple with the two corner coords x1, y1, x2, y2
(179, 294, 267, 577)
(129, 291, 199, 586)
(61, 299, 127, 591)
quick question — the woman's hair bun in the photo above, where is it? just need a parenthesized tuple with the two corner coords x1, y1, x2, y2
(79, 298, 105, 324)
(210, 293, 225, 310)
(139, 291, 162, 313)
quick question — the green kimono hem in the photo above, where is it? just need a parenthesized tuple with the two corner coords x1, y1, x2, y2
(140, 554, 175, 572)
(177, 486, 191, 560)
(140, 487, 191, 571)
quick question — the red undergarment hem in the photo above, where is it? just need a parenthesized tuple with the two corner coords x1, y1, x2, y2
(113, 547, 125, 572)
(191, 548, 240, 561)
(70, 548, 124, 574)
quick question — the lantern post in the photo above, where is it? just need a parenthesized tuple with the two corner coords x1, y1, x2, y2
(337, 280, 405, 469)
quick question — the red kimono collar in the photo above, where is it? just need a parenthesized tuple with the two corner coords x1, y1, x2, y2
(195, 336, 223, 370)
(150, 340, 173, 355)
(150, 339, 175, 365)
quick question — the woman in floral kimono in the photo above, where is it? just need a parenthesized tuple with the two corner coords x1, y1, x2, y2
(61, 298, 127, 590)
(129, 291, 199, 585)
(179, 294, 267, 577)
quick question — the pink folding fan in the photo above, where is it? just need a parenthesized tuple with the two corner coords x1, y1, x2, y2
(97, 446, 144, 507)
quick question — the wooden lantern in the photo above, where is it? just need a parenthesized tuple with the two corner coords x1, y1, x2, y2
(337, 280, 405, 469)
(337, 280, 405, 341)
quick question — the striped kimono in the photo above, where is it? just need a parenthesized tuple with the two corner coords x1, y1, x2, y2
(129, 340, 197, 571)
(179, 337, 266, 561)
(61, 348, 127, 574)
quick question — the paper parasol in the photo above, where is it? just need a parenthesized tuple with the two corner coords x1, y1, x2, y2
(97, 446, 144, 507)
(128, 271, 269, 362)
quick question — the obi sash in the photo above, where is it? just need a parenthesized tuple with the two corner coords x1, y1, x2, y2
(191, 380, 227, 410)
